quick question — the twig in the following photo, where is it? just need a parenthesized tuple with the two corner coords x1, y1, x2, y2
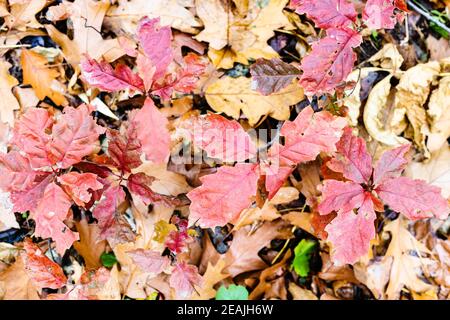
(407, 0, 450, 35)
(0, 44, 31, 49)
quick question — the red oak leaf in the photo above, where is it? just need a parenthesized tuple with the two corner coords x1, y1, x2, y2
(363, 0, 396, 30)
(128, 98, 170, 164)
(189, 113, 257, 162)
(11, 174, 52, 213)
(80, 56, 144, 92)
(290, 0, 357, 29)
(136, 53, 156, 92)
(187, 163, 259, 228)
(12, 108, 53, 168)
(372, 144, 410, 185)
(318, 180, 365, 215)
(92, 184, 125, 231)
(325, 206, 376, 265)
(169, 262, 202, 299)
(264, 107, 347, 198)
(327, 127, 373, 184)
(0, 151, 39, 192)
(394, 0, 409, 11)
(375, 177, 449, 220)
(58, 172, 103, 207)
(151, 54, 207, 100)
(47, 104, 106, 169)
(128, 249, 170, 274)
(137, 17, 173, 80)
(21, 239, 67, 290)
(107, 128, 142, 173)
(127, 172, 175, 206)
(299, 28, 362, 94)
(32, 183, 79, 255)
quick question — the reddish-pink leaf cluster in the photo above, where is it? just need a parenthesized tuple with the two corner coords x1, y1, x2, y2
(319, 128, 449, 264)
(81, 17, 208, 100)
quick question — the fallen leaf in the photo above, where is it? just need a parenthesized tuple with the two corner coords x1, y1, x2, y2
(73, 219, 108, 269)
(288, 282, 318, 300)
(0, 59, 20, 125)
(427, 76, 450, 153)
(191, 259, 229, 300)
(0, 256, 40, 299)
(20, 49, 67, 106)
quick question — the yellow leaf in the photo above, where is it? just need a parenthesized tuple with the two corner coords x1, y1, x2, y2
(427, 76, 450, 153)
(191, 259, 229, 300)
(46, 0, 125, 69)
(195, 0, 291, 68)
(20, 49, 67, 106)
(0, 59, 20, 125)
(106, 0, 201, 35)
(383, 217, 433, 300)
(5, 0, 46, 31)
(205, 76, 304, 126)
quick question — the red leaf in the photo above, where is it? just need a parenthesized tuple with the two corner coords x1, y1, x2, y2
(21, 239, 67, 289)
(325, 206, 376, 265)
(137, 17, 173, 80)
(250, 58, 301, 95)
(12, 108, 53, 168)
(373, 144, 410, 186)
(318, 180, 365, 215)
(11, 174, 52, 213)
(187, 163, 259, 228)
(363, 0, 396, 30)
(128, 249, 170, 274)
(299, 28, 362, 94)
(189, 113, 257, 162)
(47, 104, 106, 169)
(172, 53, 208, 94)
(58, 172, 103, 207)
(80, 56, 144, 92)
(290, 0, 357, 29)
(107, 128, 142, 173)
(169, 262, 202, 299)
(265, 107, 347, 198)
(128, 98, 170, 164)
(327, 127, 373, 184)
(0, 151, 39, 192)
(376, 177, 449, 220)
(394, 0, 409, 12)
(136, 53, 156, 92)
(165, 229, 189, 254)
(32, 183, 79, 255)
(92, 184, 125, 231)
(127, 173, 175, 206)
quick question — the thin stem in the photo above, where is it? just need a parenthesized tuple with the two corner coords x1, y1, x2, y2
(408, 0, 450, 35)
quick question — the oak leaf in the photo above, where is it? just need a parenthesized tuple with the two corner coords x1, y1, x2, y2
(21, 239, 67, 290)
(250, 58, 301, 95)
(58, 172, 103, 207)
(73, 218, 107, 269)
(32, 183, 79, 255)
(20, 49, 67, 106)
(205, 76, 304, 126)
(363, 0, 396, 29)
(299, 28, 362, 94)
(290, 0, 357, 29)
(128, 249, 170, 274)
(0, 59, 20, 125)
(169, 262, 202, 299)
(187, 163, 259, 228)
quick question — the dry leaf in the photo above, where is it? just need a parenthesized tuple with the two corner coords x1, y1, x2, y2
(405, 145, 450, 198)
(191, 259, 229, 300)
(288, 282, 318, 300)
(5, 0, 46, 31)
(73, 219, 108, 269)
(383, 217, 433, 299)
(0, 59, 19, 125)
(20, 49, 67, 106)
(0, 256, 40, 300)
(205, 76, 304, 126)
(427, 76, 450, 153)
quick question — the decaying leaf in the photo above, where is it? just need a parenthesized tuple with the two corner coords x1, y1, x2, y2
(0, 59, 20, 125)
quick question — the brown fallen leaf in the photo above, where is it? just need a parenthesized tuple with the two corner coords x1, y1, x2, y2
(20, 49, 67, 106)
(224, 220, 291, 277)
(0, 256, 40, 300)
(354, 257, 392, 300)
(383, 217, 434, 300)
(205, 76, 304, 126)
(0, 59, 20, 125)
(426, 36, 450, 62)
(46, 0, 125, 69)
(288, 282, 318, 300)
(427, 76, 450, 153)
(73, 218, 108, 269)
(4, 0, 46, 31)
(191, 259, 229, 300)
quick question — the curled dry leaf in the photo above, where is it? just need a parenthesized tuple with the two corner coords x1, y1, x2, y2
(205, 76, 304, 126)
(427, 76, 450, 153)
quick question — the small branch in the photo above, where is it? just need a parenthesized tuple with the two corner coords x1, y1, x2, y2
(407, 0, 450, 35)
(0, 44, 31, 49)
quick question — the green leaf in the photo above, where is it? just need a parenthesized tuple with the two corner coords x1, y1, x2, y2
(291, 239, 316, 277)
(215, 285, 249, 300)
(100, 252, 117, 268)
